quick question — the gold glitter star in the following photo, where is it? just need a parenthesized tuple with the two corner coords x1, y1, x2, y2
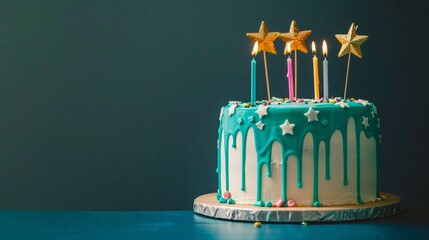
(335, 23, 368, 58)
(278, 20, 312, 54)
(246, 21, 279, 54)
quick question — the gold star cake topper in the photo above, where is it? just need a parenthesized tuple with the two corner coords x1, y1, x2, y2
(335, 23, 368, 58)
(278, 20, 312, 99)
(278, 20, 312, 54)
(246, 21, 279, 100)
(246, 21, 279, 54)
(335, 23, 369, 99)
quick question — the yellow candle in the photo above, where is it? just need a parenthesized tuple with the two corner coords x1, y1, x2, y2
(312, 41, 320, 100)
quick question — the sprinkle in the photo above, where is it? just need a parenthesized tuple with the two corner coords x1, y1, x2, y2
(265, 201, 273, 207)
(287, 199, 296, 207)
(313, 201, 321, 207)
(227, 198, 235, 204)
(301, 221, 308, 226)
(275, 199, 284, 207)
(254, 222, 262, 228)
(222, 191, 231, 200)
(380, 194, 387, 200)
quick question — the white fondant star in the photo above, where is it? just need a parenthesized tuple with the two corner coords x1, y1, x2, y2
(255, 105, 269, 118)
(279, 119, 295, 135)
(304, 107, 319, 122)
(357, 99, 369, 106)
(228, 104, 238, 116)
(335, 101, 350, 108)
(256, 121, 265, 130)
(362, 116, 369, 129)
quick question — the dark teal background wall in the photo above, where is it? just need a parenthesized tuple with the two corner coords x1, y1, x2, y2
(0, 0, 426, 210)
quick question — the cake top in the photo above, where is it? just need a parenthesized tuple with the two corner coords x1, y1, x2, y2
(225, 97, 373, 109)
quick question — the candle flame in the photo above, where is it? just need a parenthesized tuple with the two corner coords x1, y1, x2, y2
(284, 42, 291, 55)
(312, 41, 316, 54)
(252, 41, 258, 56)
(322, 40, 327, 57)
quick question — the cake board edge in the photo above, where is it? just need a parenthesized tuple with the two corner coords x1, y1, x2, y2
(193, 192, 402, 223)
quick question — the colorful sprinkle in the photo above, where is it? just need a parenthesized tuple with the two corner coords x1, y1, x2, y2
(275, 199, 284, 207)
(222, 191, 231, 200)
(254, 221, 262, 228)
(287, 199, 296, 207)
(313, 201, 321, 207)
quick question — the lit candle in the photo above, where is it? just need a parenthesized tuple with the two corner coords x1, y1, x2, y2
(285, 42, 294, 101)
(312, 41, 320, 100)
(322, 40, 329, 100)
(251, 42, 258, 105)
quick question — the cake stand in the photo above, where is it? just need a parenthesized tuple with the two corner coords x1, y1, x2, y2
(193, 192, 401, 223)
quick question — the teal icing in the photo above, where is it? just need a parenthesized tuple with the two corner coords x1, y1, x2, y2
(313, 200, 321, 207)
(253, 200, 265, 207)
(217, 99, 380, 206)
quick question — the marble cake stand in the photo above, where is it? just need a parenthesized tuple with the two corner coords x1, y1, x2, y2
(193, 192, 401, 223)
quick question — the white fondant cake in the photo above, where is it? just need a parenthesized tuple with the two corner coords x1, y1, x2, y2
(216, 98, 380, 207)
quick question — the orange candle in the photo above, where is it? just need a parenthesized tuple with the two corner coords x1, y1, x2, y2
(312, 41, 320, 100)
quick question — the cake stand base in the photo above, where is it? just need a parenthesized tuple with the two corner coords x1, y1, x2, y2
(193, 192, 401, 223)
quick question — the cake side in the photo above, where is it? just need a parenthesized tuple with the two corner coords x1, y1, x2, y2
(216, 98, 380, 207)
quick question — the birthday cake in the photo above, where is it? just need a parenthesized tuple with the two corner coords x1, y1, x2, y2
(194, 21, 401, 222)
(216, 98, 379, 207)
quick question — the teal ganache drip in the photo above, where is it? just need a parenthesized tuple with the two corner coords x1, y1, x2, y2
(217, 100, 380, 206)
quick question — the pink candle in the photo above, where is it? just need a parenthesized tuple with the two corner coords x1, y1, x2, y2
(286, 43, 294, 101)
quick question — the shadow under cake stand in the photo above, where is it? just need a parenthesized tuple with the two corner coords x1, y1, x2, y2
(193, 193, 401, 223)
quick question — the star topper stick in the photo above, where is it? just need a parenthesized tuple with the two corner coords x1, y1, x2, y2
(279, 20, 312, 99)
(335, 23, 368, 99)
(247, 21, 279, 101)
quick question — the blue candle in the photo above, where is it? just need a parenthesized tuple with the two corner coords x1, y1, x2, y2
(251, 42, 258, 105)
(251, 57, 256, 104)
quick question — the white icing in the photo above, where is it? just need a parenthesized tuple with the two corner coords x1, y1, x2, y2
(221, 116, 378, 206)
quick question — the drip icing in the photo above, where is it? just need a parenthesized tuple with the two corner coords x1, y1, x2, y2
(217, 99, 380, 207)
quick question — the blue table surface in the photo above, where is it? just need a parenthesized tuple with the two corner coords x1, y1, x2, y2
(0, 208, 427, 240)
